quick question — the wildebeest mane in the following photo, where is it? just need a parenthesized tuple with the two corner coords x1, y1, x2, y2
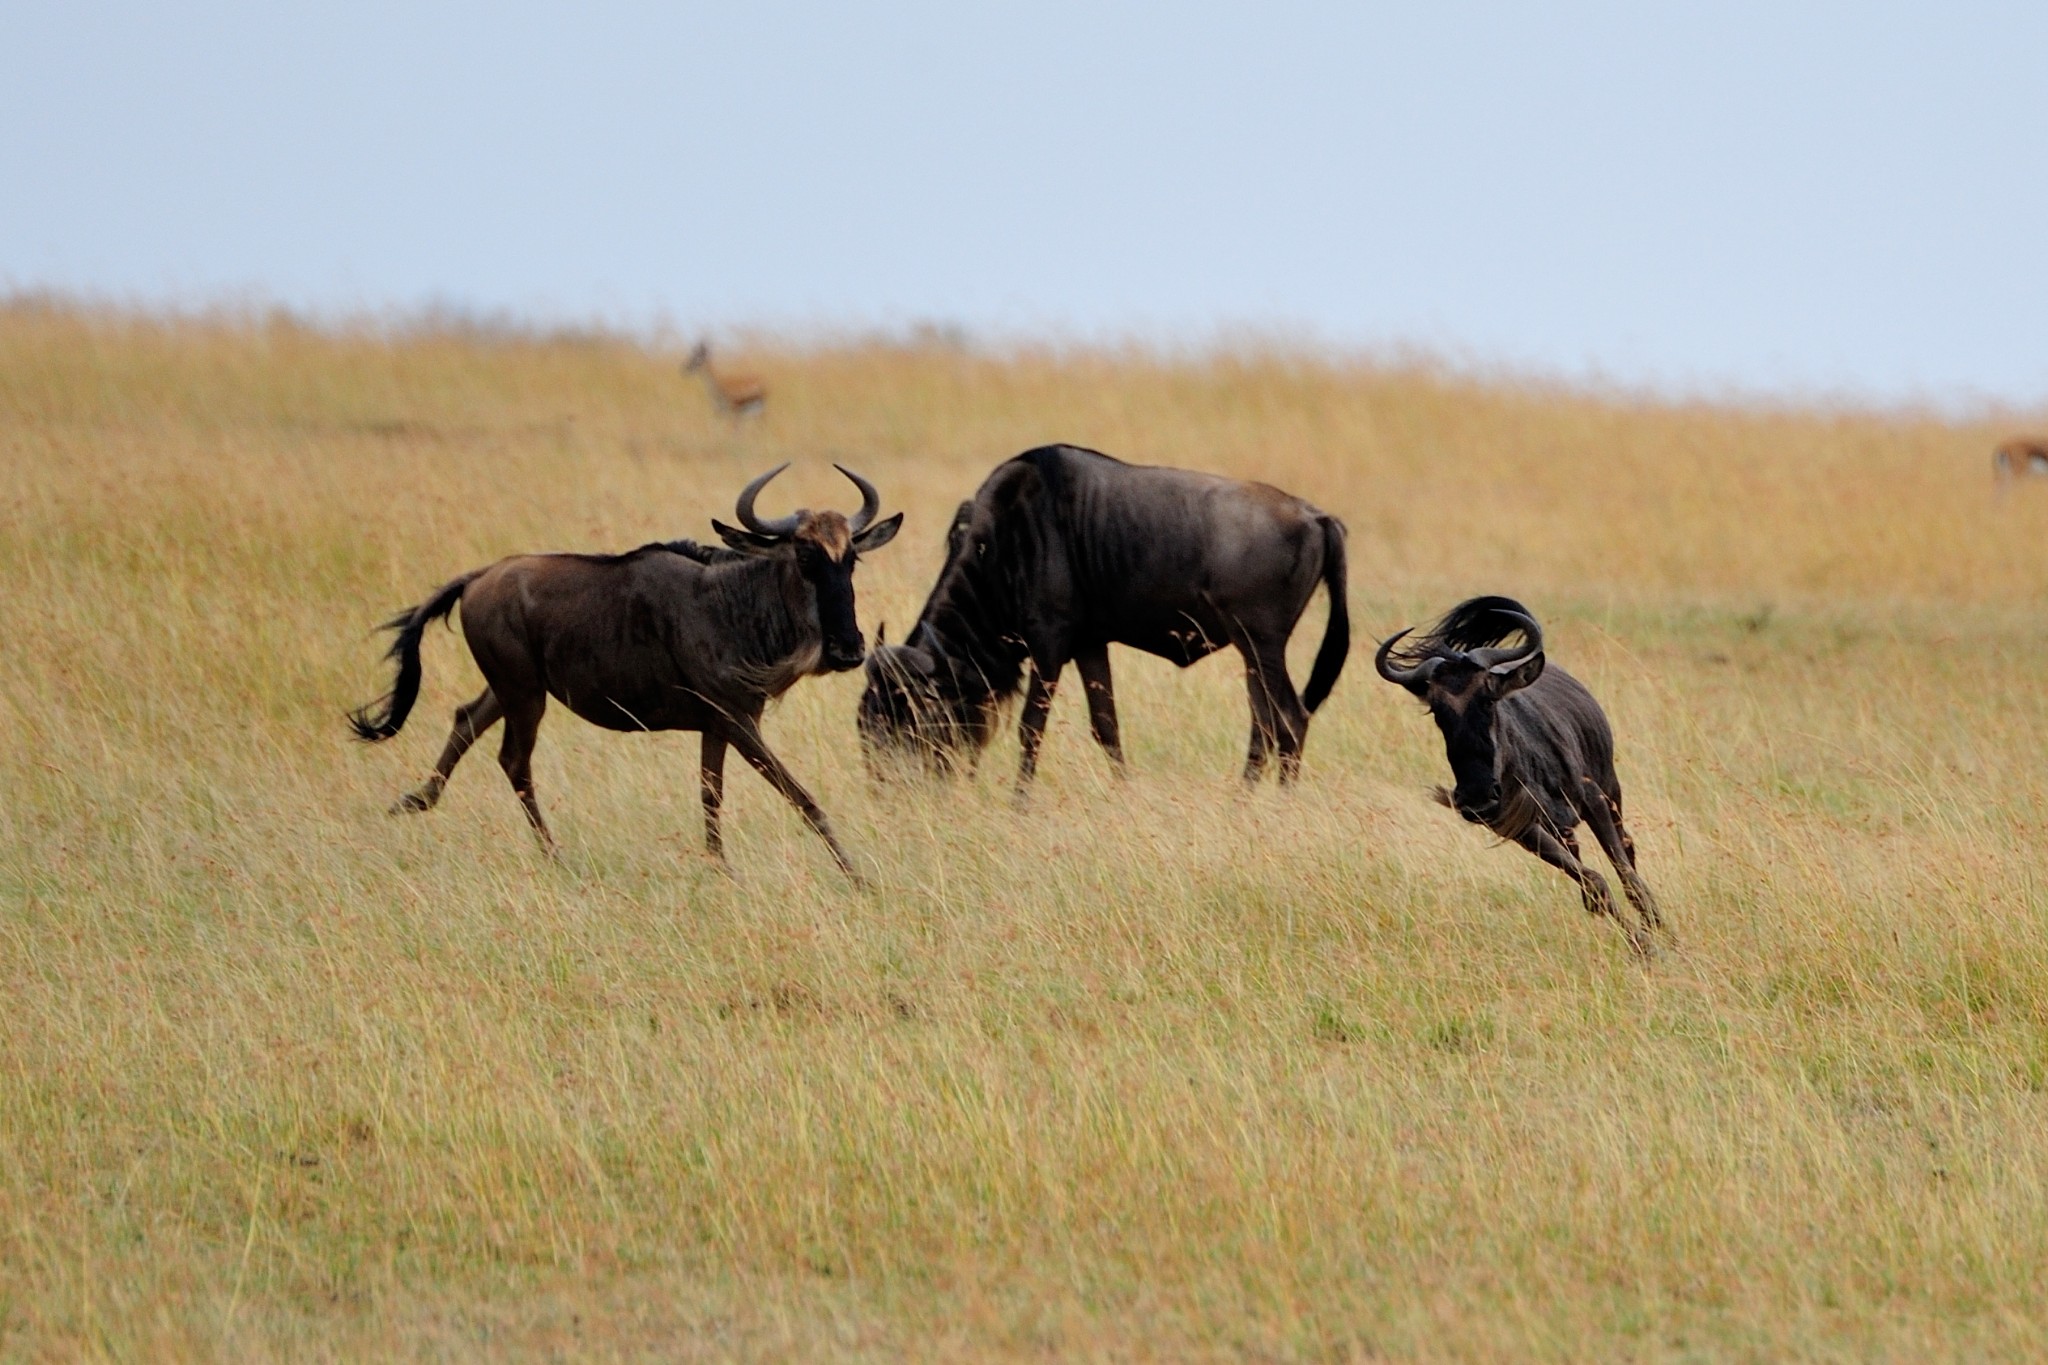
(569, 538, 746, 566)
(903, 455, 1072, 707)
(650, 537, 743, 563)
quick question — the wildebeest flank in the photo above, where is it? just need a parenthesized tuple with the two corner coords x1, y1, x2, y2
(1375, 596, 1664, 953)
(858, 445, 1349, 788)
(349, 464, 901, 878)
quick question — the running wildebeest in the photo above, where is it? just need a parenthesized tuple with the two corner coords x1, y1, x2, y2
(1374, 596, 1663, 953)
(857, 444, 1349, 789)
(348, 464, 901, 878)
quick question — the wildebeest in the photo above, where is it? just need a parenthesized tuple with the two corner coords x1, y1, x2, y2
(348, 464, 900, 878)
(858, 445, 1349, 788)
(1994, 438, 2048, 486)
(1374, 596, 1663, 952)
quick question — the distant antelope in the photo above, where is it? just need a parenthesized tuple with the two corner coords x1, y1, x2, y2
(1994, 438, 2048, 486)
(683, 342, 766, 418)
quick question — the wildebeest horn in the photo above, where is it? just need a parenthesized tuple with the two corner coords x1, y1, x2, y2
(735, 462, 801, 536)
(1374, 628, 1439, 686)
(1468, 612, 1543, 674)
(835, 463, 881, 531)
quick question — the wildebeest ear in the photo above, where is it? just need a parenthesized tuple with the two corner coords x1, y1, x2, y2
(852, 512, 903, 553)
(1487, 652, 1545, 696)
(710, 518, 785, 553)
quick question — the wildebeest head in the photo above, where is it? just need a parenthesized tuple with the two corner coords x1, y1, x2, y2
(1375, 596, 1546, 823)
(857, 626, 995, 773)
(857, 500, 1005, 772)
(711, 463, 902, 672)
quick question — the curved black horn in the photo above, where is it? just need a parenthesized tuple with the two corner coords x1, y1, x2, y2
(1374, 628, 1439, 687)
(735, 462, 801, 536)
(1468, 612, 1543, 674)
(835, 463, 881, 531)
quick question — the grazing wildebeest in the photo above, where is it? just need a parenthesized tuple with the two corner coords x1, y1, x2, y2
(1374, 596, 1663, 953)
(857, 444, 1349, 789)
(1994, 438, 2048, 486)
(348, 464, 900, 878)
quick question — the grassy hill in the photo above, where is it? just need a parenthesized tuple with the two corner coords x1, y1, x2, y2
(5, 301, 2048, 1359)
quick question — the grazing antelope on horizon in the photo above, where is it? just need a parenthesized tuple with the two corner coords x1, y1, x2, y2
(683, 342, 767, 418)
(1994, 438, 2048, 487)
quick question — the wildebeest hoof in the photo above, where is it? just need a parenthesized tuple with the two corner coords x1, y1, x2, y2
(389, 791, 434, 815)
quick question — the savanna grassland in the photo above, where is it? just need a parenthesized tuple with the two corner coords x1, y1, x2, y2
(7, 300, 2048, 1361)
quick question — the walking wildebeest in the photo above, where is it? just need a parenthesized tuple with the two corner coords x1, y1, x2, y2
(1994, 438, 2048, 486)
(348, 464, 900, 878)
(1374, 596, 1663, 953)
(857, 445, 1349, 788)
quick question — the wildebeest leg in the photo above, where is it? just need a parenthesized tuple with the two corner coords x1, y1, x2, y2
(392, 687, 502, 814)
(1074, 644, 1126, 774)
(1255, 643, 1309, 784)
(1238, 641, 1307, 784)
(1578, 779, 1663, 933)
(1017, 660, 1063, 792)
(496, 692, 556, 857)
(1555, 829, 1601, 916)
(1516, 823, 1646, 954)
(725, 719, 864, 885)
(700, 729, 729, 864)
(1237, 647, 1273, 784)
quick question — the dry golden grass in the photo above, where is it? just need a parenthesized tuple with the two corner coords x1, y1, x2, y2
(6, 300, 2048, 1360)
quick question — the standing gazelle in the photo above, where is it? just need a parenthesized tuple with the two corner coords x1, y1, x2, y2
(1994, 438, 2048, 487)
(683, 342, 767, 418)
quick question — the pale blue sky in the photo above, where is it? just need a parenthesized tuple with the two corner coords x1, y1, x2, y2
(5, 3, 2045, 403)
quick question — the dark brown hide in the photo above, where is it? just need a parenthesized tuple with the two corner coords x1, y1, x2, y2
(858, 445, 1349, 789)
(349, 466, 899, 877)
(1376, 596, 1663, 954)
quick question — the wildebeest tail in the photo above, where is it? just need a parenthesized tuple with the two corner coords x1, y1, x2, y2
(1430, 594, 1539, 653)
(1302, 513, 1350, 713)
(346, 571, 480, 741)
